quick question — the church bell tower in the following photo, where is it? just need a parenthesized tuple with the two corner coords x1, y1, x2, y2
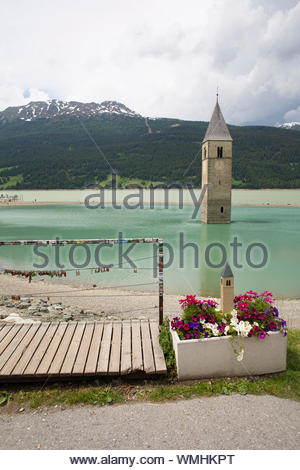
(201, 97, 232, 224)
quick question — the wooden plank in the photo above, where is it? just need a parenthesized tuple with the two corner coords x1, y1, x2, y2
(60, 322, 86, 375)
(0, 324, 14, 346)
(120, 321, 132, 375)
(0, 325, 31, 370)
(72, 322, 95, 375)
(108, 322, 122, 375)
(24, 323, 59, 375)
(0, 324, 22, 355)
(36, 322, 68, 375)
(84, 322, 103, 374)
(48, 322, 77, 375)
(149, 321, 167, 374)
(0, 323, 42, 376)
(97, 322, 112, 374)
(131, 320, 143, 372)
(12, 323, 50, 376)
(141, 321, 156, 374)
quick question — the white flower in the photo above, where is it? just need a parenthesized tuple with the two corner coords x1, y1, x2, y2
(231, 320, 252, 337)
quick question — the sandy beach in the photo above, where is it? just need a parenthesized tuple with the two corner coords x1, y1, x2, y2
(0, 273, 182, 321)
(0, 273, 299, 327)
(1, 201, 300, 207)
(1, 188, 300, 207)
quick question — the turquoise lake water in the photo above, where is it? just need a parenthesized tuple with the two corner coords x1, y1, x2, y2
(0, 203, 300, 298)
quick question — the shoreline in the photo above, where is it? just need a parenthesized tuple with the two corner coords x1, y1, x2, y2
(1, 201, 300, 208)
(0, 274, 299, 327)
(0, 273, 182, 321)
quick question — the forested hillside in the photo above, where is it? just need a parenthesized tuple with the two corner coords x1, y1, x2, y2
(0, 113, 299, 189)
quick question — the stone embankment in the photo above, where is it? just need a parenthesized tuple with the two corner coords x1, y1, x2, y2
(0, 295, 120, 323)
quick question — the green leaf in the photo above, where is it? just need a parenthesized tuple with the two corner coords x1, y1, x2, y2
(0, 392, 10, 405)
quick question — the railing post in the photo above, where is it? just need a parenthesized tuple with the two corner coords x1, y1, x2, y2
(158, 239, 164, 325)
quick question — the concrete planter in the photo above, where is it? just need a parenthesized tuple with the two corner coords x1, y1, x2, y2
(170, 327, 287, 381)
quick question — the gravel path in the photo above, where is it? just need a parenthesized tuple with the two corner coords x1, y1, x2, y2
(1, 395, 299, 450)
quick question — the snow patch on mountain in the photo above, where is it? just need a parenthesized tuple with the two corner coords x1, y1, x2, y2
(277, 121, 300, 130)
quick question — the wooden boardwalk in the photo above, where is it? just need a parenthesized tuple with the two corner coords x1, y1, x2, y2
(0, 320, 167, 382)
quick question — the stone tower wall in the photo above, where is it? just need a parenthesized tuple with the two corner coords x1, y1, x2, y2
(201, 140, 232, 224)
(220, 276, 234, 313)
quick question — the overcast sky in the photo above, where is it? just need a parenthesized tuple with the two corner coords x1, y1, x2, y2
(1, 0, 300, 125)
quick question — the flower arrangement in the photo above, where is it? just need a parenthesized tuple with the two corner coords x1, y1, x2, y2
(171, 291, 287, 341)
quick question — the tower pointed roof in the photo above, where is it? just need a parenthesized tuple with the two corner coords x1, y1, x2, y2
(221, 263, 234, 278)
(203, 100, 232, 143)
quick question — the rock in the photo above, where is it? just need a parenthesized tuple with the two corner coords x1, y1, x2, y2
(39, 307, 49, 313)
(17, 302, 30, 309)
(1, 313, 37, 324)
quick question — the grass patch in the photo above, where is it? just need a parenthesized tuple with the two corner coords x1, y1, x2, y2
(1, 331, 299, 410)
(0, 174, 23, 189)
(98, 175, 164, 189)
(159, 318, 176, 371)
(14, 386, 124, 409)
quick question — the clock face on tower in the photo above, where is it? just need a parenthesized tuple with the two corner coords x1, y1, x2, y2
(215, 160, 224, 171)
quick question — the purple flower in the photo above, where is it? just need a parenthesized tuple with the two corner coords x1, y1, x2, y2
(273, 307, 279, 317)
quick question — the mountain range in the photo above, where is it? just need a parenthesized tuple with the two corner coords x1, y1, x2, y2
(0, 99, 300, 189)
(0, 100, 140, 124)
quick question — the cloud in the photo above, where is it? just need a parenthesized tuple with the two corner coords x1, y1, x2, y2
(0, 86, 50, 111)
(284, 105, 300, 121)
(0, 0, 299, 125)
